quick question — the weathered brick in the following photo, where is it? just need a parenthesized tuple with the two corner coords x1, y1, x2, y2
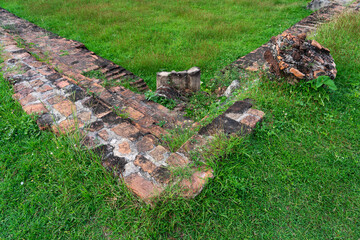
(111, 122, 140, 141)
(134, 155, 156, 174)
(125, 107, 144, 121)
(136, 135, 155, 152)
(29, 79, 44, 87)
(53, 100, 76, 117)
(23, 103, 48, 115)
(37, 67, 55, 76)
(240, 115, 259, 128)
(151, 167, 171, 184)
(166, 153, 189, 167)
(118, 141, 132, 155)
(247, 108, 265, 119)
(55, 80, 70, 88)
(19, 93, 37, 106)
(47, 95, 65, 105)
(149, 125, 168, 138)
(149, 145, 168, 162)
(180, 169, 213, 198)
(37, 84, 53, 93)
(76, 111, 91, 123)
(52, 119, 76, 134)
(98, 129, 109, 141)
(136, 115, 155, 128)
(124, 173, 163, 200)
(88, 121, 104, 132)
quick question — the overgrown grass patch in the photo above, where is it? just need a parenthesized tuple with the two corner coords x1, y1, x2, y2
(0, 0, 310, 89)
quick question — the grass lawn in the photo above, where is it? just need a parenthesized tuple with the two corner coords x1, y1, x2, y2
(0, 0, 310, 89)
(1, 6, 360, 240)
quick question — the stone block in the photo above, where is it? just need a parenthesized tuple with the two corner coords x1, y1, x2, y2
(156, 72, 171, 89)
(187, 67, 201, 92)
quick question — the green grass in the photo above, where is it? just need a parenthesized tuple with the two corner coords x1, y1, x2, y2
(1, 8, 360, 240)
(0, 0, 310, 89)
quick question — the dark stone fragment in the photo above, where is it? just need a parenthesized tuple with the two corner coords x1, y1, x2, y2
(93, 144, 114, 159)
(101, 112, 125, 125)
(199, 115, 250, 136)
(66, 85, 86, 101)
(81, 136, 96, 147)
(13, 49, 27, 54)
(83, 97, 109, 114)
(224, 101, 252, 115)
(94, 58, 112, 68)
(292, 51, 301, 61)
(102, 155, 127, 174)
(46, 73, 62, 82)
(36, 113, 53, 130)
(89, 120, 104, 131)
(152, 167, 171, 184)
(264, 49, 281, 76)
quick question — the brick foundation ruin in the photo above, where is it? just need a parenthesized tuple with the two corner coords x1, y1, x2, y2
(1, 1, 358, 202)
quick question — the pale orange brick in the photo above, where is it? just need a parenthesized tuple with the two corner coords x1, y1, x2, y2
(53, 100, 76, 117)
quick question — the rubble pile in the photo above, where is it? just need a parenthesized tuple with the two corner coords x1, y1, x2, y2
(264, 33, 337, 84)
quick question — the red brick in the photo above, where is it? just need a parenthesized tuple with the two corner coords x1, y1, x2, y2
(121, 89, 135, 99)
(19, 93, 37, 106)
(125, 107, 144, 121)
(14, 82, 28, 92)
(136, 116, 155, 128)
(134, 155, 156, 174)
(23, 103, 48, 115)
(98, 129, 109, 141)
(47, 95, 65, 105)
(180, 169, 213, 198)
(240, 115, 259, 128)
(247, 108, 265, 119)
(166, 153, 189, 167)
(149, 145, 168, 162)
(111, 122, 140, 141)
(289, 68, 305, 79)
(29, 79, 44, 87)
(118, 141, 132, 155)
(52, 119, 77, 134)
(37, 68, 55, 76)
(136, 135, 155, 152)
(37, 84, 53, 93)
(149, 125, 168, 138)
(56, 80, 70, 88)
(53, 100, 76, 117)
(77, 111, 92, 122)
(124, 173, 163, 200)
